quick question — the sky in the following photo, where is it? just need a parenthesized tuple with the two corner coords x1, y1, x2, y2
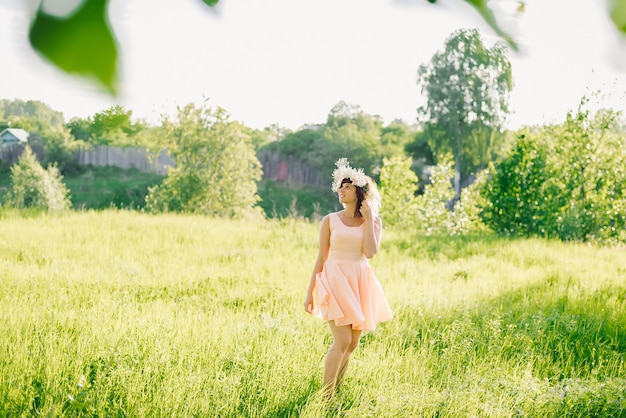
(1, 0, 625, 131)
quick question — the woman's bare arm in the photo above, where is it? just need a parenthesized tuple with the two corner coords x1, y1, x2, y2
(304, 215, 331, 313)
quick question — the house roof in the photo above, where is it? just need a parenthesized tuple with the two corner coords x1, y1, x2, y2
(0, 128, 29, 143)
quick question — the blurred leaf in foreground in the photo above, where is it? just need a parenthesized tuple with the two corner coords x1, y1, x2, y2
(610, 0, 626, 32)
(28, 0, 119, 94)
(464, 0, 518, 51)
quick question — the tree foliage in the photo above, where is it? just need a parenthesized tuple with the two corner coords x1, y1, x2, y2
(66, 105, 146, 147)
(378, 156, 487, 234)
(417, 28, 512, 195)
(265, 101, 416, 181)
(0, 99, 65, 132)
(39, 126, 84, 174)
(4, 146, 71, 211)
(380, 119, 415, 158)
(482, 105, 626, 243)
(145, 102, 262, 217)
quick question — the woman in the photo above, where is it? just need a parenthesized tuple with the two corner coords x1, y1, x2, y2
(304, 158, 393, 398)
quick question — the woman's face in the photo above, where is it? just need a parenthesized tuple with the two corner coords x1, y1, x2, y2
(338, 181, 357, 204)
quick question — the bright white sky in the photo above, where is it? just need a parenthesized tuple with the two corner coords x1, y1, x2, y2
(1, 0, 625, 130)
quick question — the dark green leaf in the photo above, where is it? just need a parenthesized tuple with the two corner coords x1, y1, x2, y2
(202, 0, 220, 7)
(28, 0, 118, 94)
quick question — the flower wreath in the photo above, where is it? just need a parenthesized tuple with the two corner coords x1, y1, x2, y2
(331, 158, 368, 192)
(331, 158, 382, 216)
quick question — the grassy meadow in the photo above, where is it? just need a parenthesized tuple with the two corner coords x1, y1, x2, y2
(1, 210, 625, 417)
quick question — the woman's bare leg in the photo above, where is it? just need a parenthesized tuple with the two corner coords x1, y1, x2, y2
(323, 322, 353, 398)
(335, 328, 362, 391)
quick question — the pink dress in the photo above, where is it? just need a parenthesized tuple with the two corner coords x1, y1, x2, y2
(313, 212, 393, 331)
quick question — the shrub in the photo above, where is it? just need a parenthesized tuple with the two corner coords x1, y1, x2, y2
(4, 146, 71, 211)
(379, 156, 419, 228)
(482, 108, 626, 243)
(414, 163, 456, 234)
(481, 132, 559, 237)
(42, 127, 84, 175)
(145, 103, 261, 217)
(451, 168, 490, 235)
(379, 157, 487, 235)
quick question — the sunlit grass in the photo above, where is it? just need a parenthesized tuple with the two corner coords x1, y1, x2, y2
(0, 210, 624, 417)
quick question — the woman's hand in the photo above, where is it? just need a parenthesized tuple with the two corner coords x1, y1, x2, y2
(304, 293, 314, 314)
(360, 199, 373, 222)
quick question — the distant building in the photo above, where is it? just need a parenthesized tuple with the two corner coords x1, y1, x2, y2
(0, 128, 29, 146)
(299, 123, 323, 131)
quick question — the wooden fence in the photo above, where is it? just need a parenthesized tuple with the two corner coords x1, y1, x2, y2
(75, 146, 174, 175)
(257, 151, 326, 188)
(1, 144, 324, 188)
(0, 144, 173, 175)
(0, 143, 44, 165)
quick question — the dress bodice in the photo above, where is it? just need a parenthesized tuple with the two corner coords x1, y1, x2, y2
(329, 212, 365, 261)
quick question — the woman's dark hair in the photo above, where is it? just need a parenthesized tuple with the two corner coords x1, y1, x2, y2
(341, 178, 365, 217)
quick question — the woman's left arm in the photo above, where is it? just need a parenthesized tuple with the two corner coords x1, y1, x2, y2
(361, 200, 382, 258)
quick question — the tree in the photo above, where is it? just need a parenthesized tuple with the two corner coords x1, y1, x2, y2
(482, 104, 626, 243)
(417, 28, 512, 196)
(145, 102, 261, 217)
(66, 116, 93, 142)
(41, 127, 84, 174)
(380, 119, 415, 158)
(66, 105, 145, 146)
(0, 99, 65, 132)
(323, 101, 384, 174)
(4, 145, 71, 211)
(276, 128, 325, 157)
(264, 101, 387, 181)
(90, 105, 145, 146)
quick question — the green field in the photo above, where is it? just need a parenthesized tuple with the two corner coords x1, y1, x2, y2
(1, 210, 625, 417)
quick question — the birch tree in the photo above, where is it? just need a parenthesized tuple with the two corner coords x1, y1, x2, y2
(417, 28, 512, 195)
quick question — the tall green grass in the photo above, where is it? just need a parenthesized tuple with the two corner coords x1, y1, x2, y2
(0, 165, 164, 210)
(0, 210, 624, 417)
(63, 166, 163, 210)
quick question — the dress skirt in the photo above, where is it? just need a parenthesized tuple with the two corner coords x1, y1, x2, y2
(313, 255, 392, 331)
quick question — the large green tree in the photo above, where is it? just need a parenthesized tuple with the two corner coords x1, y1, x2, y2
(323, 101, 383, 173)
(145, 102, 261, 217)
(417, 28, 512, 195)
(67, 105, 145, 146)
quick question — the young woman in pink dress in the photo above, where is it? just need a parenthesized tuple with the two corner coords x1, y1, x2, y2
(304, 158, 393, 398)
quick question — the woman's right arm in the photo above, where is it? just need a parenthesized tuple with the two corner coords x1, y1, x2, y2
(304, 215, 331, 314)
